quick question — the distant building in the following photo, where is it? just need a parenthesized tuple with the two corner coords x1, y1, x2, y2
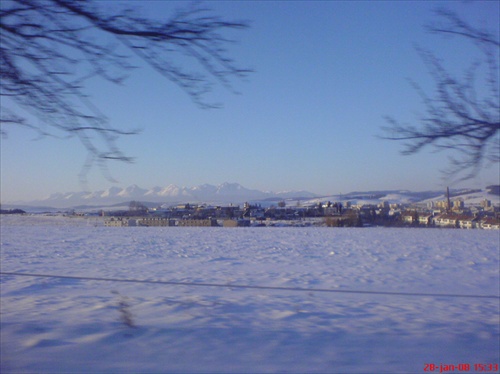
(435, 200, 450, 210)
(434, 213, 475, 228)
(401, 212, 417, 224)
(223, 219, 250, 227)
(433, 214, 459, 228)
(378, 201, 389, 209)
(177, 219, 218, 227)
(481, 199, 492, 209)
(104, 217, 127, 227)
(480, 217, 500, 230)
(139, 217, 175, 227)
(452, 199, 464, 210)
(418, 214, 433, 226)
(458, 216, 478, 229)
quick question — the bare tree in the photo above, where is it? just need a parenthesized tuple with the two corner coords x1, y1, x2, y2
(382, 9, 499, 181)
(1, 0, 250, 180)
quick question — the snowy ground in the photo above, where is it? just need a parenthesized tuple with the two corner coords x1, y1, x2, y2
(1, 215, 499, 373)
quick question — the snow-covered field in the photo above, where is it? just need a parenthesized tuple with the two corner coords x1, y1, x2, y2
(1, 215, 499, 373)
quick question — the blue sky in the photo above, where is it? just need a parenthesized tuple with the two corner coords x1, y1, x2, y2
(1, 0, 499, 202)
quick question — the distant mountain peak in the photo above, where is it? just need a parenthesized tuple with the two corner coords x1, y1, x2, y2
(19, 182, 318, 208)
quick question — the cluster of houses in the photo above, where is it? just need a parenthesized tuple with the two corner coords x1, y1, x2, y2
(398, 199, 499, 229)
(103, 198, 499, 229)
(104, 202, 327, 227)
(105, 217, 219, 227)
(401, 212, 499, 229)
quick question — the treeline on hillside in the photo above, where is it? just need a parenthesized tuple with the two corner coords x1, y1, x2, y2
(486, 185, 500, 196)
(0, 209, 26, 215)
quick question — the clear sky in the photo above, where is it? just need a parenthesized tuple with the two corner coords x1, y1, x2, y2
(1, 0, 499, 202)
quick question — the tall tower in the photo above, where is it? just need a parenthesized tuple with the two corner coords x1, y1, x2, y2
(446, 187, 451, 212)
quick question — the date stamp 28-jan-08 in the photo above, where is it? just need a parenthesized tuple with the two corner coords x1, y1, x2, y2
(424, 363, 499, 373)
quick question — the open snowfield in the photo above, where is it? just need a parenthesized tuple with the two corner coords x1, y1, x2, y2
(1, 215, 499, 373)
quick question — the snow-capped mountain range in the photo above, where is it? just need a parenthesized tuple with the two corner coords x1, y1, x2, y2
(3, 183, 498, 210)
(18, 183, 319, 208)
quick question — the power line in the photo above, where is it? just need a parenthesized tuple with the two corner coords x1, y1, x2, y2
(1, 271, 499, 300)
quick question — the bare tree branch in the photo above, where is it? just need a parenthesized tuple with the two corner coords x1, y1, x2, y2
(428, 8, 500, 48)
(381, 9, 499, 182)
(1, 0, 251, 183)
